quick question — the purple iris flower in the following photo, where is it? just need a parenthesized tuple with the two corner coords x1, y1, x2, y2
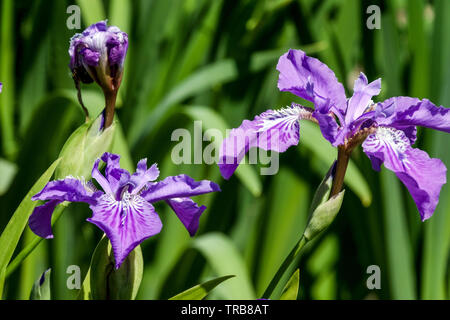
(0, 82, 2, 93)
(69, 20, 128, 90)
(29, 152, 220, 268)
(219, 49, 450, 221)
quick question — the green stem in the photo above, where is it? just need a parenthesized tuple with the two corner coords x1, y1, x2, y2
(5, 205, 66, 278)
(261, 236, 307, 299)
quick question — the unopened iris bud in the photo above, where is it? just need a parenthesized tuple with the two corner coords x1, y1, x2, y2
(69, 20, 128, 91)
(69, 20, 128, 127)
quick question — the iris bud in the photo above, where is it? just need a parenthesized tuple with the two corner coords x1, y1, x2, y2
(69, 21, 128, 127)
(69, 20, 128, 92)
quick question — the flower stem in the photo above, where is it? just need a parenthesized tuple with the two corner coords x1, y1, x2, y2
(261, 235, 307, 299)
(103, 89, 117, 129)
(330, 145, 350, 198)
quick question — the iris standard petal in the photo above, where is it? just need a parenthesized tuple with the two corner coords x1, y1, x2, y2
(87, 193, 163, 269)
(362, 126, 447, 220)
(218, 104, 313, 179)
(100, 153, 131, 197)
(92, 158, 114, 195)
(129, 158, 159, 194)
(345, 73, 381, 123)
(29, 199, 63, 239)
(166, 197, 206, 236)
(277, 49, 347, 113)
(142, 174, 220, 203)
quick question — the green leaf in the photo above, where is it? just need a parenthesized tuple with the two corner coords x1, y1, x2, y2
(0, 158, 17, 195)
(279, 269, 300, 300)
(55, 113, 115, 179)
(0, 157, 61, 277)
(192, 233, 255, 299)
(30, 268, 51, 300)
(303, 190, 345, 242)
(183, 105, 262, 197)
(169, 275, 235, 300)
(90, 236, 143, 300)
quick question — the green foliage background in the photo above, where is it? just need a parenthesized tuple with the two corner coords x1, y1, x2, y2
(0, 0, 449, 299)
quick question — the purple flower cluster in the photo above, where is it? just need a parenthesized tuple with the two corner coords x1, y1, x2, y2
(219, 49, 450, 221)
(30, 152, 220, 268)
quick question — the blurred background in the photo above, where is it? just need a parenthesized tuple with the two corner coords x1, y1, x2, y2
(0, 0, 449, 300)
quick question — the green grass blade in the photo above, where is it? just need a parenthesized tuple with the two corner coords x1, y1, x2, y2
(169, 275, 235, 300)
(380, 170, 416, 299)
(0, 158, 61, 277)
(0, 0, 17, 158)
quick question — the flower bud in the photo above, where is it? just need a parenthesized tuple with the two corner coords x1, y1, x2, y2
(69, 20, 128, 93)
(302, 161, 344, 241)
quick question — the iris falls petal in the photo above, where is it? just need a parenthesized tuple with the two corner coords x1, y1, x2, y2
(87, 193, 163, 269)
(218, 104, 314, 179)
(362, 127, 447, 220)
(166, 197, 206, 236)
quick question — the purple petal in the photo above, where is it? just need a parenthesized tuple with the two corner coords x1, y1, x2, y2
(376, 97, 450, 134)
(277, 49, 347, 113)
(92, 158, 114, 195)
(87, 194, 162, 269)
(0, 82, 2, 93)
(29, 199, 63, 239)
(362, 126, 447, 220)
(69, 20, 128, 72)
(79, 47, 101, 66)
(312, 111, 342, 146)
(129, 158, 159, 194)
(107, 35, 128, 66)
(166, 197, 206, 236)
(142, 174, 220, 203)
(31, 177, 97, 204)
(218, 104, 312, 179)
(345, 73, 381, 123)
(100, 153, 131, 197)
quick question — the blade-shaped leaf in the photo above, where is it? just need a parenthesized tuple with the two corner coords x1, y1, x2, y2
(169, 275, 235, 300)
(0, 157, 61, 276)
